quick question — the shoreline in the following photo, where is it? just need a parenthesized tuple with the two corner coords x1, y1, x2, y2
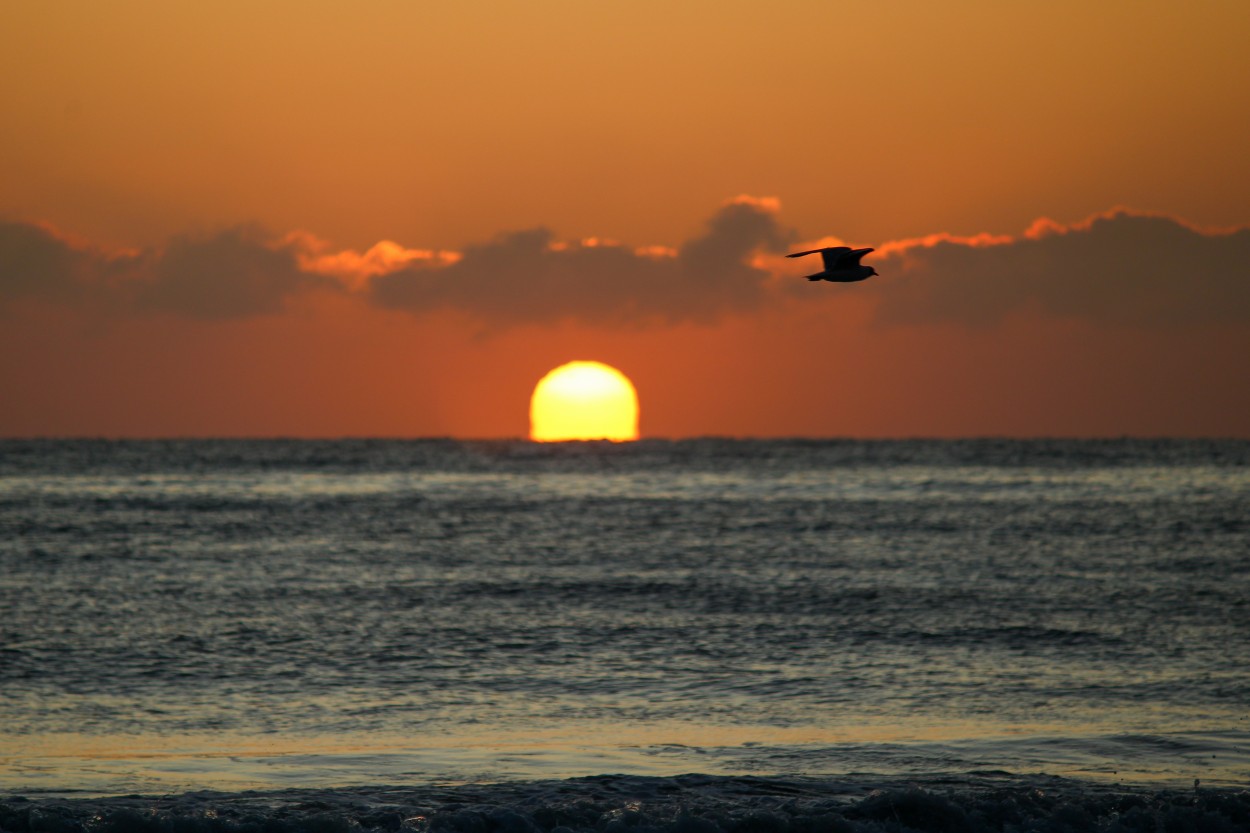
(3, 772, 1247, 832)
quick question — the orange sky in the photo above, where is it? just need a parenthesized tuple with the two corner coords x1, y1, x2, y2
(3, 1, 1249, 438)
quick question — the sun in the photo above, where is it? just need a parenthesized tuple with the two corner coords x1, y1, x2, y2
(530, 361, 640, 442)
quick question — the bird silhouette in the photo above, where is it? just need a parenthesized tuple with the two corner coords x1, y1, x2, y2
(786, 246, 877, 282)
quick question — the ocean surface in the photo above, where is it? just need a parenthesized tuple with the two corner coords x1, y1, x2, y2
(2, 439, 1248, 831)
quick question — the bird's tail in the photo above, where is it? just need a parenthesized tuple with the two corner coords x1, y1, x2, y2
(805, 273, 825, 282)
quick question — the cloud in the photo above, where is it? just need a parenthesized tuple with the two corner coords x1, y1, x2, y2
(0, 223, 334, 320)
(871, 209, 1250, 327)
(0, 221, 94, 305)
(288, 232, 460, 288)
(370, 197, 794, 326)
(1, 200, 792, 325)
(135, 226, 334, 320)
(4, 204, 1247, 330)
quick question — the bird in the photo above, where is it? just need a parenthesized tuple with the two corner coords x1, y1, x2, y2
(786, 246, 877, 282)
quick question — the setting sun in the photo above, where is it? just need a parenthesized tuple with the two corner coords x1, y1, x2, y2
(530, 361, 640, 442)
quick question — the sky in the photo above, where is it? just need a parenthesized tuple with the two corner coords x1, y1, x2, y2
(3, 0, 1249, 438)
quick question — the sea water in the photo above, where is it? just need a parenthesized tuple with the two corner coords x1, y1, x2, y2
(1, 439, 1248, 830)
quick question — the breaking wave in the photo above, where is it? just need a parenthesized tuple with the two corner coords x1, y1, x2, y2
(3, 775, 1248, 833)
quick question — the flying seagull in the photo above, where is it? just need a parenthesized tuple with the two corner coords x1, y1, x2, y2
(786, 246, 877, 282)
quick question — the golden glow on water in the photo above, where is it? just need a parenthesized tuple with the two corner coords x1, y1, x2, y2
(530, 361, 639, 442)
(6, 717, 1248, 796)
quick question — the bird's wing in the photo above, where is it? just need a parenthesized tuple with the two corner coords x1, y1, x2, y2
(785, 247, 840, 259)
(819, 247, 852, 270)
(835, 247, 875, 267)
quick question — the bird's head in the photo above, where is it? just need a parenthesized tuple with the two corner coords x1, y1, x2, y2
(869, 267, 879, 277)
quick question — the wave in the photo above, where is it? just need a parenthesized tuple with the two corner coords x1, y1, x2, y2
(3, 774, 1247, 833)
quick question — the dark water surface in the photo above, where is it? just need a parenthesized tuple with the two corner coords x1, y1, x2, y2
(2, 440, 1248, 817)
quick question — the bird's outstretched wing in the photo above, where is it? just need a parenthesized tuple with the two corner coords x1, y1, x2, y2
(819, 247, 853, 270)
(786, 246, 849, 260)
(834, 247, 874, 268)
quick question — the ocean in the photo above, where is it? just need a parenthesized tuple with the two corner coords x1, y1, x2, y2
(1, 439, 1248, 831)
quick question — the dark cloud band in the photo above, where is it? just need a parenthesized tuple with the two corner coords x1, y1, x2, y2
(872, 211, 1250, 328)
(370, 199, 793, 326)
(3, 206, 1248, 329)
